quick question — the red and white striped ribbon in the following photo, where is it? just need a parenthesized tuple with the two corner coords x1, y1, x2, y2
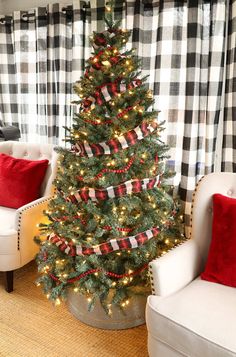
(48, 226, 159, 256)
(72, 118, 159, 157)
(67, 175, 160, 203)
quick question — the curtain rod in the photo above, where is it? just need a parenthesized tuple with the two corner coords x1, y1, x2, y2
(0, 5, 89, 24)
(0, 0, 161, 24)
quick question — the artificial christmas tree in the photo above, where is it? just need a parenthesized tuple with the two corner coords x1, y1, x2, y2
(35, 2, 183, 327)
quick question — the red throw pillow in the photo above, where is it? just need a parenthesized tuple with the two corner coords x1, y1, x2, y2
(0, 153, 49, 209)
(201, 193, 236, 287)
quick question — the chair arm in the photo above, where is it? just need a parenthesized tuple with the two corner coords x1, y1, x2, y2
(15, 196, 52, 260)
(149, 239, 204, 297)
(15, 196, 52, 228)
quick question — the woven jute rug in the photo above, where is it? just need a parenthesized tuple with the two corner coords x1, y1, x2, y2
(0, 262, 148, 357)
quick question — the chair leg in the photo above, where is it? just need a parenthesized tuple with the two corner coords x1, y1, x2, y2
(5, 271, 14, 293)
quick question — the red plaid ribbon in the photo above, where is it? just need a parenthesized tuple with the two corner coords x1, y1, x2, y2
(48, 226, 159, 256)
(72, 118, 159, 157)
(67, 175, 160, 203)
(94, 79, 142, 105)
(81, 79, 141, 108)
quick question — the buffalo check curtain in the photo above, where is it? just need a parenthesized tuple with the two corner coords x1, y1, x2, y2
(0, 0, 233, 231)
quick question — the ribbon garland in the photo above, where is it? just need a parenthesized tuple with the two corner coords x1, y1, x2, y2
(67, 175, 160, 203)
(81, 79, 142, 111)
(48, 263, 148, 284)
(51, 215, 134, 233)
(72, 118, 159, 157)
(76, 155, 135, 181)
(95, 79, 141, 106)
(82, 102, 141, 126)
(48, 226, 159, 256)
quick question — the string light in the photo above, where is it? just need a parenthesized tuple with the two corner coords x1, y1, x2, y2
(55, 298, 61, 306)
(102, 60, 111, 67)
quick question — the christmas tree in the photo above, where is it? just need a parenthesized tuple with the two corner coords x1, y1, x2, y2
(35, 2, 183, 312)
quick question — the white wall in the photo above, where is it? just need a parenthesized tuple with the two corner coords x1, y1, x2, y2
(0, 0, 70, 14)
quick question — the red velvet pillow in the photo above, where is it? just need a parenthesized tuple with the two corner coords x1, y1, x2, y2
(201, 193, 236, 287)
(0, 153, 49, 209)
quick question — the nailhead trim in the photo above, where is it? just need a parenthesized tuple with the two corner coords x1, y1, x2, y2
(17, 197, 51, 251)
(189, 175, 205, 238)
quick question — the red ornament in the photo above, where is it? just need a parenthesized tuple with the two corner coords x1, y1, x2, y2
(95, 36, 107, 46)
(110, 57, 119, 64)
(97, 96, 103, 105)
(93, 62, 101, 70)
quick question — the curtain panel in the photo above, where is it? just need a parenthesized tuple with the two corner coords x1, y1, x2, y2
(0, 0, 230, 231)
(222, 0, 236, 171)
(0, 1, 90, 143)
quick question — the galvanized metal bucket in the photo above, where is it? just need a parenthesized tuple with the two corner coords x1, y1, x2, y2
(67, 290, 147, 330)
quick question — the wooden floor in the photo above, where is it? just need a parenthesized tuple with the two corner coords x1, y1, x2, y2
(0, 262, 148, 357)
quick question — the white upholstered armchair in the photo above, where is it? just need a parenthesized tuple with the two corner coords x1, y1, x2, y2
(146, 173, 236, 357)
(0, 141, 58, 292)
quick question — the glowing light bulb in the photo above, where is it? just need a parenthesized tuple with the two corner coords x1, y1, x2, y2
(55, 298, 61, 306)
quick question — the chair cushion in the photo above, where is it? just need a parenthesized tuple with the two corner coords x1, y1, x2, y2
(146, 277, 236, 357)
(201, 193, 236, 287)
(0, 206, 18, 254)
(0, 153, 48, 209)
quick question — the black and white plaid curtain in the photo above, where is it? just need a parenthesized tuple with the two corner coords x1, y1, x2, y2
(0, 1, 89, 144)
(0, 0, 233, 230)
(222, 1, 236, 172)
